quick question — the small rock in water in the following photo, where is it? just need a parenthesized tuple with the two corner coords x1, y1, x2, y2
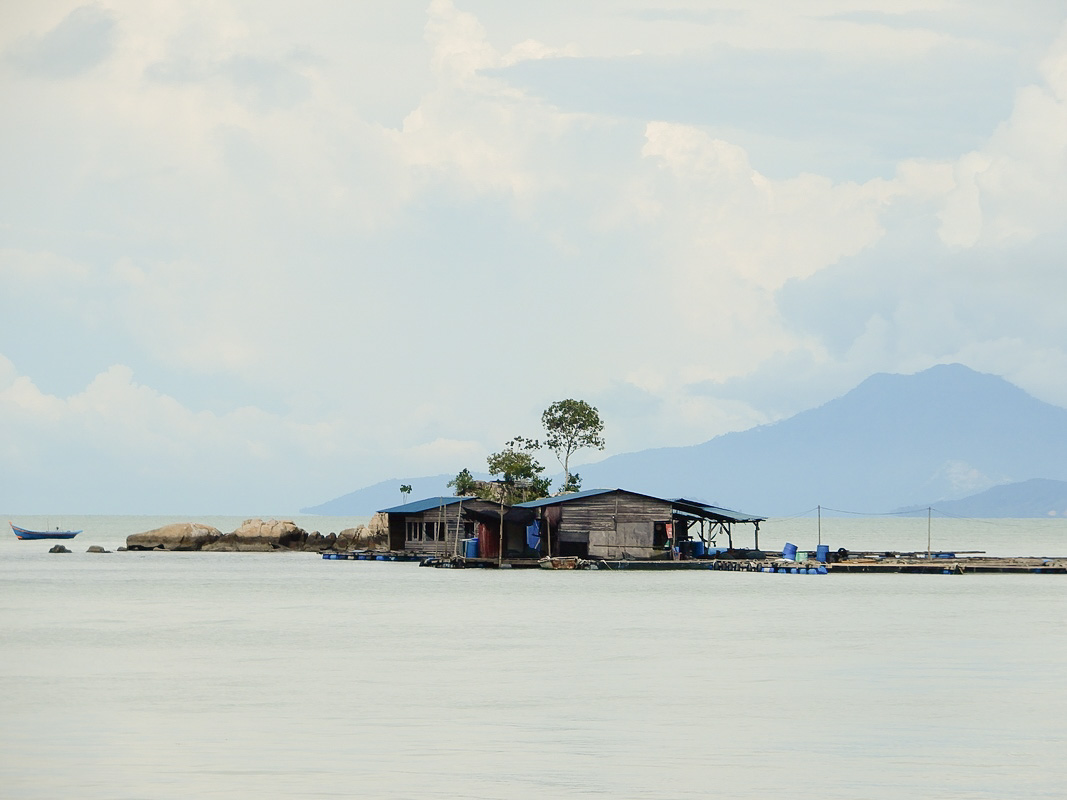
(49, 544, 72, 554)
(86, 545, 110, 553)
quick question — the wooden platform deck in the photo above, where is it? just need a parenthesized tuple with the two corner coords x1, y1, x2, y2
(322, 550, 1067, 574)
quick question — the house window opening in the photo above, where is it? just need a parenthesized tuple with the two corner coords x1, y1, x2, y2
(557, 539, 588, 557)
(653, 521, 672, 549)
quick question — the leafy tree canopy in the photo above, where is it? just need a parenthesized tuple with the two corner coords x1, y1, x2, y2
(541, 399, 605, 491)
(486, 437, 551, 504)
(447, 468, 478, 496)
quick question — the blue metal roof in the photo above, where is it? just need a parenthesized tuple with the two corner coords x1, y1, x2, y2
(514, 488, 618, 508)
(514, 488, 765, 522)
(378, 496, 472, 514)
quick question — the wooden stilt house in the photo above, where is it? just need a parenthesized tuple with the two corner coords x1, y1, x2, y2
(379, 496, 534, 558)
(515, 488, 765, 560)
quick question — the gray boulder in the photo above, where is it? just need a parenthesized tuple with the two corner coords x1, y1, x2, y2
(49, 544, 71, 553)
(303, 532, 338, 551)
(126, 523, 222, 551)
(335, 524, 389, 551)
(366, 512, 388, 538)
(86, 545, 110, 553)
(202, 518, 308, 551)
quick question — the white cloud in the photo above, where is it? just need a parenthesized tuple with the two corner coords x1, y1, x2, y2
(940, 23, 1067, 245)
(2, 1, 1065, 511)
(0, 362, 358, 511)
(0, 248, 92, 283)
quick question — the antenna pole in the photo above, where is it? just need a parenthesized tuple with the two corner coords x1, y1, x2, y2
(818, 505, 821, 546)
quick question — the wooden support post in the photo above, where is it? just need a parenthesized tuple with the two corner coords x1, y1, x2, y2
(498, 497, 504, 567)
(453, 500, 463, 558)
(438, 501, 445, 557)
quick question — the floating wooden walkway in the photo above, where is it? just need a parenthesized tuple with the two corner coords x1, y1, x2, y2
(828, 557, 1067, 574)
(322, 552, 423, 562)
(322, 550, 1067, 574)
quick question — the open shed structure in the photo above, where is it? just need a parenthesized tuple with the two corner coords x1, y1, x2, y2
(515, 488, 766, 560)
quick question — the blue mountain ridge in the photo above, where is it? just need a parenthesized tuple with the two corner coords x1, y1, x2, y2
(896, 478, 1067, 518)
(303, 364, 1067, 517)
(302, 473, 492, 515)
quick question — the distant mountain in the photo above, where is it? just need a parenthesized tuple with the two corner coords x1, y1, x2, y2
(576, 363, 1067, 516)
(898, 478, 1067, 518)
(305, 364, 1067, 517)
(301, 473, 489, 515)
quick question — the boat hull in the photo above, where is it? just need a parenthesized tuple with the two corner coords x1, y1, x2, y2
(538, 556, 594, 570)
(10, 523, 82, 540)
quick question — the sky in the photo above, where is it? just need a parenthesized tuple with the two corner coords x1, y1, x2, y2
(2, 0, 1066, 514)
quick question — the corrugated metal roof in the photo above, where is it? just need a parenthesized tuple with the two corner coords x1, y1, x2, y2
(671, 498, 766, 523)
(514, 488, 765, 522)
(514, 488, 618, 508)
(378, 496, 472, 514)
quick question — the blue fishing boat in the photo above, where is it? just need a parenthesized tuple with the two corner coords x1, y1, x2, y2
(10, 522, 82, 540)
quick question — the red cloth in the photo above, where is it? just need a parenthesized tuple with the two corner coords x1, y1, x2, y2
(478, 522, 500, 559)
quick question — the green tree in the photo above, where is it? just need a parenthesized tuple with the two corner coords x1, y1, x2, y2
(399, 483, 412, 503)
(561, 471, 582, 494)
(447, 468, 478, 496)
(486, 437, 551, 504)
(541, 399, 605, 493)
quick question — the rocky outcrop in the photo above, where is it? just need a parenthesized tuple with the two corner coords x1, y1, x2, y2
(86, 545, 110, 553)
(126, 523, 222, 551)
(49, 544, 71, 553)
(124, 517, 384, 552)
(301, 532, 338, 552)
(201, 518, 308, 552)
(334, 519, 389, 551)
(366, 512, 388, 538)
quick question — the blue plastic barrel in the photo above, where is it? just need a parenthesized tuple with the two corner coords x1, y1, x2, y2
(690, 540, 706, 557)
(782, 542, 798, 560)
(463, 538, 479, 559)
(816, 544, 830, 563)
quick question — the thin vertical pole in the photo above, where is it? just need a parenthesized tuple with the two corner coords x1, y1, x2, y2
(818, 505, 822, 547)
(927, 507, 932, 557)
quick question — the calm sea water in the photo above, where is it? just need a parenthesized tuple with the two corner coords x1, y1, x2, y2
(2, 514, 1066, 799)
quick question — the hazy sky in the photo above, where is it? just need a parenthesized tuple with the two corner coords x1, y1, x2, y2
(3, 1, 1066, 513)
